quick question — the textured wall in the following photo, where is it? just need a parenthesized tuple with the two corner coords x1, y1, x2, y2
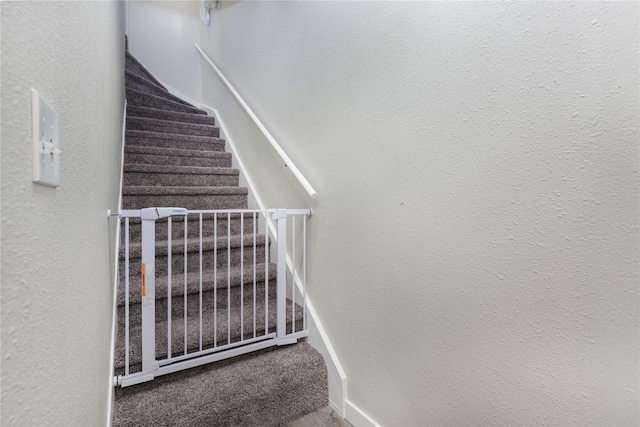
(128, 0, 201, 103)
(1, 1, 125, 425)
(199, 2, 639, 425)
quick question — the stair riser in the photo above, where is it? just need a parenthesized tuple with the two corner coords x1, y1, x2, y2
(117, 264, 277, 306)
(123, 172, 239, 187)
(126, 75, 193, 107)
(123, 193, 247, 210)
(120, 245, 269, 278)
(124, 152, 232, 168)
(121, 216, 259, 243)
(127, 90, 205, 115)
(126, 136, 225, 152)
(119, 285, 276, 330)
(127, 106, 216, 126)
(127, 118, 220, 138)
(114, 298, 304, 372)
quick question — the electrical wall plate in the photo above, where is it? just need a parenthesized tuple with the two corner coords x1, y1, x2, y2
(32, 89, 61, 187)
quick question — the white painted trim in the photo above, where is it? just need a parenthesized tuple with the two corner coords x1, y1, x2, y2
(345, 400, 381, 427)
(195, 44, 317, 200)
(201, 104, 347, 416)
(306, 298, 347, 417)
(106, 99, 127, 427)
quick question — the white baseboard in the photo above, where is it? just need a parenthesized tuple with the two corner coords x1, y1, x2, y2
(345, 400, 381, 427)
(305, 299, 347, 417)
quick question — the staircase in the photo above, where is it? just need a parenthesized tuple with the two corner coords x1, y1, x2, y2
(112, 49, 327, 426)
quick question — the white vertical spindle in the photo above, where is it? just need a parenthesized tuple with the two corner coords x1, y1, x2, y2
(184, 215, 188, 355)
(124, 217, 130, 376)
(264, 211, 269, 335)
(199, 213, 203, 351)
(167, 217, 172, 360)
(303, 214, 307, 330)
(253, 212, 257, 338)
(227, 212, 231, 344)
(213, 213, 217, 347)
(274, 211, 287, 340)
(292, 215, 296, 334)
(240, 212, 244, 341)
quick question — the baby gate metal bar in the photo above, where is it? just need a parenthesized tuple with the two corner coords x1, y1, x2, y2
(114, 207, 311, 388)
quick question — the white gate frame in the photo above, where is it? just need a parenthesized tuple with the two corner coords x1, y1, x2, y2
(114, 207, 310, 388)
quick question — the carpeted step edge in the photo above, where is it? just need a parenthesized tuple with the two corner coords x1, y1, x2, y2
(126, 129, 224, 145)
(114, 297, 304, 371)
(117, 262, 278, 306)
(124, 145, 231, 159)
(124, 164, 239, 176)
(127, 105, 216, 126)
(126, 116, 221, 138)
(127, 88, 206, 115)
(123, 186, 248, 196)
(122, 233, 266, 259)
(126, 70, 195, 108)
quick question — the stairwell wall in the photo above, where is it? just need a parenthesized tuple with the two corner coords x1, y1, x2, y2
(127, 0, 202, 104)
(1, 2, 125, 425)
(197, 2, 639, 426)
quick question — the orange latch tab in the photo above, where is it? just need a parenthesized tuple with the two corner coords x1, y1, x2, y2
(141, 263, 146, 297)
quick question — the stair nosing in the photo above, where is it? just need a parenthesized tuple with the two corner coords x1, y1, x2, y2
(127, 88, 206, 115)
(127, 116, 220, 132)
(122, 186, 248, 195)
(126, 129, 225, 144)
(124, 145, 231, 158)
(124, 164, 239, 176)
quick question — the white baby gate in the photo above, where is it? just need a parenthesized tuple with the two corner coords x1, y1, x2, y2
(114, 207, 310, 387)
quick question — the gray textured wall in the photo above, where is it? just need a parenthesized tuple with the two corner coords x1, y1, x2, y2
(1, 1, 125, 425)
(198, 2, 639, 425)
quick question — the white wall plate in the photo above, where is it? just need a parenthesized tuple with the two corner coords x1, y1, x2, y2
(32, 89, 61, 187)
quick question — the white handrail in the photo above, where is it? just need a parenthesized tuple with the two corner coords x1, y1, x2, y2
(195, 44, 317, 200)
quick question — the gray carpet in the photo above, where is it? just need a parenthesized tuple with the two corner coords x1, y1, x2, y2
(113, 48, 327, 426)
(113, 342, 327, 427)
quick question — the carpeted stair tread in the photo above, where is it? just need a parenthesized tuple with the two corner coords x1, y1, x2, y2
(120, 213, 259, 243)
(114, 295, 304, 371)
(123, 233, 266, 258)
(112, 342, 328, 427)
(122, 193, 248, 210)
(125, 51, 167, 90)
(127, 88, 206, 115)
(124, 164, 238, 176)
(123, 186, 248, 196)
(121, 282, 278, 330)
(119, 233, 267, 278)
(124, 164, 239, 187)
(124, 145, 230, 161)
(127, 105, 216, 126)
(127, 116, 220, 138)
(124, 143, 228, 164)
(126, 130, 225, 152)
(117, 262, 277, 306)
(126, 70, 195, 107)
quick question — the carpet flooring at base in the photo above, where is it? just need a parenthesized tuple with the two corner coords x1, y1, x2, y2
(113, 342, 328, 427)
